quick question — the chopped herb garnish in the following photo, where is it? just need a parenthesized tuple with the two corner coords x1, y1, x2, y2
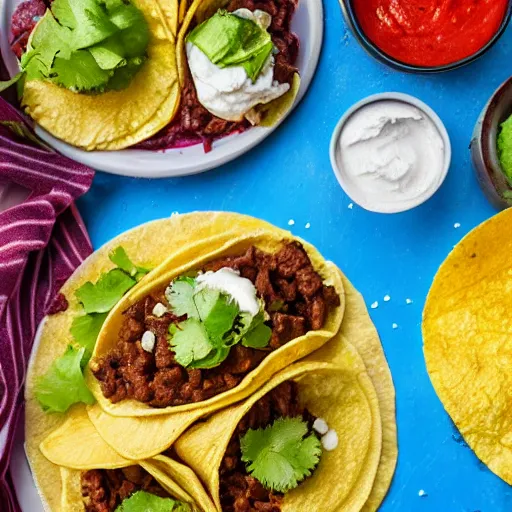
(34, 346, 95, 413)
(75, 268, 136, 313)
(167, 276, 271, 369)
(240, 417, 322, 493)
(114, 491, 191, 512)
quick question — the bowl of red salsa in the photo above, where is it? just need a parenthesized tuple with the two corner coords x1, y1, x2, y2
(339, 0, 512, 73)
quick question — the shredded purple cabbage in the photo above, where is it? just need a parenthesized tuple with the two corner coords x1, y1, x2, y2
(0, 97, 95, 512)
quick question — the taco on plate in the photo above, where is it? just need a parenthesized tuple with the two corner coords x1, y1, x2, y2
(87, 231, 343, 416)
(7, 0, 180, 150)
(175, 360, 382, 512)
(7, 0, 300, 152)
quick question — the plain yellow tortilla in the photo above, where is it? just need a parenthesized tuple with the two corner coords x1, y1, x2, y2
(22, 0, 180, 151)
(175, 360, 382, 512)
(306, 271, 398, 511)
(423, 209, 512, 485)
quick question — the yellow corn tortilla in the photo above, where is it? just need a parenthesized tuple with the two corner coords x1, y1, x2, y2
(175, 360, 382, 512)
(22, 0, 180, 151)
(177, 0, 300, 125)
(60, 459, 205, 512)
(25, 213, 344, 502)
(88, 230, 344, 417)
(306, 271, 397, 512)
(40, 408, 216, 511)
(423, 209, 512, 485)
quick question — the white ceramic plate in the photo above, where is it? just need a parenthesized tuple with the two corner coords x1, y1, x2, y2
(0, 0, 323, 177)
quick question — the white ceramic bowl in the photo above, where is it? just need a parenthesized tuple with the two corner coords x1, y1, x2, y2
(329, 92, 452, 214)
(0, 0, 323, 178)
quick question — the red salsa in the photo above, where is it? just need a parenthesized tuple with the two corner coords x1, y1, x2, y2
(352, 0, 509, 67)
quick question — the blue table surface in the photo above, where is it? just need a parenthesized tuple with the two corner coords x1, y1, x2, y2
(77, 2, 512, 511)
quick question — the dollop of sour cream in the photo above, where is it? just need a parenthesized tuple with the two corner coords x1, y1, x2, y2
(196, 267, 260, 316)
(335, 100, 446, 213)
(186, 9, 290, 121)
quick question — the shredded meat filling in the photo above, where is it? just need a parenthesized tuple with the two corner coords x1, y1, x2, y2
(81, 467, 169, 512)
(92, 242, 340, 408)
(219, 381, 317, 512)
(137, 0, 300, 152)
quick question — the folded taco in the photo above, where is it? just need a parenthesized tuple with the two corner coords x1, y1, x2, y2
(38, 408, 216, 512)
(139, 0, 301, 152)
(62, 465, 192, 512)
(87, 232, 343, 416)
(175, 360, 382, 512)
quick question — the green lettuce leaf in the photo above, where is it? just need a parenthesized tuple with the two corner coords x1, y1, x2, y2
(75, 268, 136, 313)
(240, 417, 322, 493)
(186, 10, 273, 81)
(35, 346, 95, 413)
(70, 312, 108, 362)
(114, 491, 191, 512)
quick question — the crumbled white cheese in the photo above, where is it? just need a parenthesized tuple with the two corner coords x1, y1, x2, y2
(406, 298, 413, 304)
(152, 303, 168, 317)
(392, 323, 398, 329)
(454, 222, 461, 228)
(141, 331, 156, 353)
(288, 219, 295, 226)
(313, 418, 329, 435)
(196, 267, 259, 316)
(383, 295, 391, 302)
(305, 222, 311, 229)
(418, 489, 427, 497)
(370, 301, 378, 309)
(348, 203, 354, 209)
(321, 430, 338, 451)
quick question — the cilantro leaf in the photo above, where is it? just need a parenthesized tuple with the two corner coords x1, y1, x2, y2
(89, 37, 127, 70)
(34, 346, 96, 413)
(169, 319, 214, 367)
(70, 312, 108, 362)
(52, 0, 118, 48)
(241, 417, 322, 493)
(109, 246, 149, 278)
(196, 289, 239, 342)
(188, 346, 230, 369)
(114, 491, 191, 512)
(166, 277, 199, 318)
(75, 268, 136, 314)
(105, 56, 145, 90)
(52, 50, 113, 91)
(242, 320, 272, 349)
(20, 0, 149, 93)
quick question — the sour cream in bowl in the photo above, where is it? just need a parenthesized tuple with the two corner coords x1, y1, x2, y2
(330, 93, 451, 214)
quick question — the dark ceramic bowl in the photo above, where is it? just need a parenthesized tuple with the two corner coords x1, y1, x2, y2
(471, 77, 512, 210)
(339, 0, 512, 73)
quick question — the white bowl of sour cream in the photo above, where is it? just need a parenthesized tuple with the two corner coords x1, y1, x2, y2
(329, 93, 451, 214)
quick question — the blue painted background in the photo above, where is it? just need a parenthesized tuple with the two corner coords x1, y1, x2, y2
(77, 1, 512, 510)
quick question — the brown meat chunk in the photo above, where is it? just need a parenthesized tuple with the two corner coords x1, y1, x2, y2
(295, 266, 323, 299)
(118, 317, 144, 343)
(308, 294, 327, 330)
(222, 345, 266, 375)
(276, 278, 297, 302)
(154, 336, 175, 368)
(270, 312, 306, 348)
(275, 242, 310, 278)
(323, 285, 341, 307)
(255, 267, 280, 303)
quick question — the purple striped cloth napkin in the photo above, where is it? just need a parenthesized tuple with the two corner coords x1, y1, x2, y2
(0, 97, 95, 512)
